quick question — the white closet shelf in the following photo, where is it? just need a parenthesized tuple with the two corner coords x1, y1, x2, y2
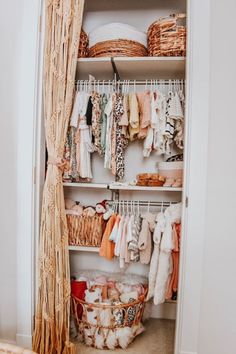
(76, 57, 114, 80)
(68, 245, 100, 252)
(114, 57, 186, 80)
(63, 182, 182, 192)
(63, 182, 108, 189)
(76, 57, 186, 80)
(109, 185, 183, 192)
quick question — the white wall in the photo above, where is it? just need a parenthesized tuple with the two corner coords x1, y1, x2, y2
(197, 1, 236, 354)
(0, 0, 41, 346)
(0, 1, 23, 343)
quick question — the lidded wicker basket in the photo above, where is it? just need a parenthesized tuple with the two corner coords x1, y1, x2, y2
(148, 13, 186, 57)
(88, 23, 148, 58)
(67, 214, 106, 247)
(78, 29, 89, 58)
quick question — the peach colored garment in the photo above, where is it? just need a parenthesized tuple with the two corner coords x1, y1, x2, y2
(120, 216, 129, 259)
(99, 214, 117, 260)
(137, 91, 151, 139)
(166, 223, 181, 299)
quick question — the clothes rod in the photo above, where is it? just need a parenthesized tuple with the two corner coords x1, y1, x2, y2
(76, 79, 185, 85)
(109, 200, 178, 206)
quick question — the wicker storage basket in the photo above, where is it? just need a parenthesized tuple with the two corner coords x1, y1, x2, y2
(67, 214, 105, 247)
(71, 289, 147, 349)
(78, 29, 88, 58)
(88, 39, 148, 58)
(157, 161, 183, 179)
(148, 14, 186, 57)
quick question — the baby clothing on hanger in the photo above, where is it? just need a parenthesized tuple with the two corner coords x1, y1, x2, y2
(115, 94, 129, 181)
(128, 93, 140, 141)
(137, 91, 151, 139)
(147, 212, 165, 300)
(154, 203, 182, 305)
(165, 222, 181, 300)
(99, 214, 117, 260)
(70, 91, 89, 128)
(138, 212, 156, 265)
(75, 117, 94, 179)
(100, 93, 108, 155)
(104, 94, 114, 169)
(91, 92, 102, 155)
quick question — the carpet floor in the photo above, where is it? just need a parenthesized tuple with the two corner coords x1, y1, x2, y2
(76, 319, 175, 354)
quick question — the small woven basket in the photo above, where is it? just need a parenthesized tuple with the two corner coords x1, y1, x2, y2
(67, 214, 105, 247)
(148, 14, 186, 57)
(78, 29, 89, 58)
(88, 39, 148, 58)
(71, 289, 147, 349)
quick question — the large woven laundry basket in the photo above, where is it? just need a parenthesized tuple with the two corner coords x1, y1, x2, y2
(71, 288, 147, 349)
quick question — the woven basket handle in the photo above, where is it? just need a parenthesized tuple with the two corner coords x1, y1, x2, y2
(170, 13, 186, 19)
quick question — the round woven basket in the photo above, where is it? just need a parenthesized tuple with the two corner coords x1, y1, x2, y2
(148, 14, 186, 57)
(78, 29, 89, 58)
(88, 39, 148, 58)
(71, 288, 147, 349)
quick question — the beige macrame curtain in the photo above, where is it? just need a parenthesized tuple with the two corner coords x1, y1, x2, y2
(33, 1, 84, 353)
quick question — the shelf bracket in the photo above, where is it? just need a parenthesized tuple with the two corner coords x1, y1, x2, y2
(111, 57, 121, 81)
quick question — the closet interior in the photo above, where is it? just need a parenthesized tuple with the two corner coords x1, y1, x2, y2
(57, 0, 187, 351)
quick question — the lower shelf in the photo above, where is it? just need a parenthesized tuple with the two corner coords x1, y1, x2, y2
(68, 245, 100, 252)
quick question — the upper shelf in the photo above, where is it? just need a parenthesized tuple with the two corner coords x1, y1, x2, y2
(76, 57, 186, 80)
(63, 182, 182, 192)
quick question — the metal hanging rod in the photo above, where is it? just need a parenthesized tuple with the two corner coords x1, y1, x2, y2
(109, 200, 178, 207)
(76, 79, 185, 86)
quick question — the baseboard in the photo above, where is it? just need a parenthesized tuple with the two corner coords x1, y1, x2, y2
(151, 302, 177, 320)
(16, 334, 32, 349)
(180, 351, 197, 354)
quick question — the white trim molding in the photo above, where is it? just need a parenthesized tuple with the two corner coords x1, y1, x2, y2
(174, 0, 210, 353)
(16, 335, 33, 349)
(16, 0, 42, 349)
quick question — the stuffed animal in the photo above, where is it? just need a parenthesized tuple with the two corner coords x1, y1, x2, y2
(82, 206, 96, 217)
(106, 329, 117, 350)
(65, 198, 83, 215)
(103, 201, 114, 220)
(96, 200, 107, 215)
(115, 327, 134, 349)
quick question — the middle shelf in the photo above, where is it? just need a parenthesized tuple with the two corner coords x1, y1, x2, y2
(63, 182, 182, 192)
(76, 56, 186, 80)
